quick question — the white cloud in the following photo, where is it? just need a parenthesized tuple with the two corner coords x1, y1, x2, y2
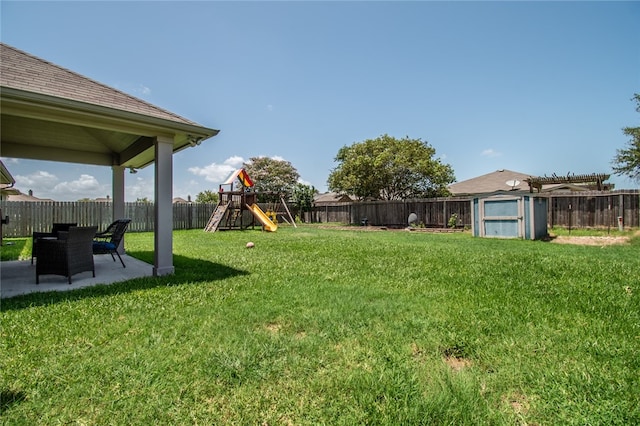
(481, 149, 501, 158)
(136, 84, 151, 96)
(15, 171, 59, 192)
(14, 171, 111, 200)
(52, 174, 102, 195)
(267, 104, 274, 111)
(126, 176, 154, 201)
(188, 156, 245, 183)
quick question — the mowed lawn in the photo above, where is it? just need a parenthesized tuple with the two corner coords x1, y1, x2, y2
(1, 227, 638, 425)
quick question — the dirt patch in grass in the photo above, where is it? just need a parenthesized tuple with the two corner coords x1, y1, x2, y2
(444, 356, 472, 372)
(263, 323, 282, 333)
(550, 235, 630, 246)
(502, 392, 531, 416)
(317, 225, 463, 233)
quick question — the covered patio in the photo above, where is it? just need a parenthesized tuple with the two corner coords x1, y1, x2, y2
(1, 254, 153, 299)
(0, 43, 219, 287)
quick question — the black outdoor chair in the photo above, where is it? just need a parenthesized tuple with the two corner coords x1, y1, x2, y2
(32, 222, 77, 264)
(36, 226, 97, 284)
(92, 219, 132, 268)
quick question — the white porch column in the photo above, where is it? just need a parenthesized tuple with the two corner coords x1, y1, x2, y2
(153, 136, 175, 276)
(112, 165, 126, 254)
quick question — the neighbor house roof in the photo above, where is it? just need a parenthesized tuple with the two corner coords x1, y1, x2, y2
(449, 169, 614, 195)
(314, 192, 354, 204)
(6, 190, 53, 202)
(448, 169, 531, 196)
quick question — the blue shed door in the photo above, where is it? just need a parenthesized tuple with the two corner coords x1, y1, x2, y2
(480, 198, 523, 238)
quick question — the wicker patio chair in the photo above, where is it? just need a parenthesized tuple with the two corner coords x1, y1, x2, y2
(32, 222, 77, 264)
(92, 219, 132, 268)
(35, 226, 97, 284)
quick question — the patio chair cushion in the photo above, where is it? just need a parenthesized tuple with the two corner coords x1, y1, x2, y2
(92, 219, 132, 268)
(93, 241, 117, 251)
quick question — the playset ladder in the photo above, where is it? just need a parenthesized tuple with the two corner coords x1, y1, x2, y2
(204, 201, 230, 232)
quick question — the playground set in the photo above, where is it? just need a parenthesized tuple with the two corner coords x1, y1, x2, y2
(204, 168, 295, 233)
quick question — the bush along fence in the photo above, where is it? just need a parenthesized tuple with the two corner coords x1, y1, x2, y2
(1, 190, 638, 237)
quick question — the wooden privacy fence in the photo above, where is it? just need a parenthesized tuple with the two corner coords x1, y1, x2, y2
(308, 190, 640, 229)
(0, 201, 216, 238)
(308, 197, 472, 228)
(547, 191, 639, 229)
(2, 191, 638, 237)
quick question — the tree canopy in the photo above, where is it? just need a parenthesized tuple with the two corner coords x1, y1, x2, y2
(612, 93, 640, 182)
(195, 190, 219, 204)
(243, 157, 300, 197)
(327, 135, 455, 200)
(290, 183, 317, 221)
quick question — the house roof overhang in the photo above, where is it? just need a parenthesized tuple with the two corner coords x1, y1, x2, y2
(1, 160, 16, 186)
(1, 87, 219, 169)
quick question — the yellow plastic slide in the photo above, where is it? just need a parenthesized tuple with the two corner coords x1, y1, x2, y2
(246, 204, 278, 232)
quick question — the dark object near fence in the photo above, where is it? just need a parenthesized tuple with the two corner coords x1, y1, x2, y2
(32, 222, 77, 264)
(361, 217, 369, 226)
(92, 219, 132, 268)
(36, 226, 97, 284)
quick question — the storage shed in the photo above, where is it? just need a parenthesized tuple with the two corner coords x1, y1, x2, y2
(471, 193, 548, 240)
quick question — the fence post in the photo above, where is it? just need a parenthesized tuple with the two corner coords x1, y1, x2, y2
(619, 194, 624, 229)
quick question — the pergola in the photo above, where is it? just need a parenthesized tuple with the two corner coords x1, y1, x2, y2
(524, 173, 611, 193)
(0, 43, 219, 276)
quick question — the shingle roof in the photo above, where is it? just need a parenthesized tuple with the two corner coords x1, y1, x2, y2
(0, 43, 199, 125)
(313, 192, 354, 203)
(448, 169, 531, 195)
(6, 190, 54, 202)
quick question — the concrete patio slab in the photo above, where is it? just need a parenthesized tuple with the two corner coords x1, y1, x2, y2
(1, 254, 153, 299)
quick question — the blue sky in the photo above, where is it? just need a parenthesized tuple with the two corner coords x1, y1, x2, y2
(2, 1, 639, 201)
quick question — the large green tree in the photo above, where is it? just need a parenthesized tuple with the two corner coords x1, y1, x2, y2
(290, 183, 317, 222)
(243, 157, 300, 198)
(328, 134, 455, 200)
(195, 190, 219, 204)
(612, 93, 640, 182)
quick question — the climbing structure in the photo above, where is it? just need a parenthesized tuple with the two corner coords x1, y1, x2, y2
(204, 168, 278, 232)
(204, 201, 230, 232)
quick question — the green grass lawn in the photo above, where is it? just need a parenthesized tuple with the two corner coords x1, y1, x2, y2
(2, 227, 639, 425)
